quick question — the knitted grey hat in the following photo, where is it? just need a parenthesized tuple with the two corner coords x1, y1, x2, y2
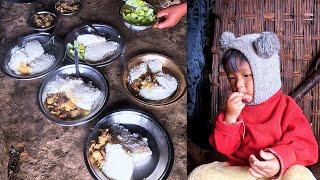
(220, 32, 282, 105)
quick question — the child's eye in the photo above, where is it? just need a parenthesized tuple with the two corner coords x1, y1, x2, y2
(244, 74, 252, 78)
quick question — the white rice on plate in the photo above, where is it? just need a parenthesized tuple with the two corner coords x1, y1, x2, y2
(156, 72, 178, 95)
(8, 40, 55, 75)
(147, 59, 162, 73)
(90, 124, 153, 180)
(129, 59, 178, 101)
(102, 144, 134, 180)
(22, 40, 44, 60)
(45, 76, 101, 111)
(129, 62, 148, 81)
(84, 41, 119, 62)
(75, 34, 119, 62)
(139, 73, 178, 101)
(110, 124, 152, 163)
(29, 54, 56, 74)
(76, 34, 106, 46)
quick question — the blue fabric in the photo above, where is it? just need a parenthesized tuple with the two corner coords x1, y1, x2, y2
(187, 0, 213, 148)
(187, 0, 210, 117)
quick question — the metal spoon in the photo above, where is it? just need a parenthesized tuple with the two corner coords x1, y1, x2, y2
(120, 48, 132, 83)
(79, 17, 111, 41)
(74, 47, 80, 77)
(43, 35, 55, 48)
(43, 21, 62, 51)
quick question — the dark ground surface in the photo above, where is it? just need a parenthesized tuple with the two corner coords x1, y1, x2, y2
(0, 0, 187, 179)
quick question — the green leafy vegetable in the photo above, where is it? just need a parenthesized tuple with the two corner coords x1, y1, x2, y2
(122, 0, 156, 26)
(67, 41, 85, 60)
(126, 0, 145, 7)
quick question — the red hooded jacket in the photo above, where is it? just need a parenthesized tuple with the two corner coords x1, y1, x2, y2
(209, 91, 318, 177)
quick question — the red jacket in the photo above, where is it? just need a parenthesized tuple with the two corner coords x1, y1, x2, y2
(209, 91, 318, 176)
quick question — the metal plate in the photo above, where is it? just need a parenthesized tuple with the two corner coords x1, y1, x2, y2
(122, 53, 187, 106)
(54, 0, 82, 16)
(27, 11, 58, 32)
(119, 3, 158, 31)
(64, 24, 124, 67)
(84, 109, 174, 180)
(37, 64, 109, 126)
(1, 33, 66, 80)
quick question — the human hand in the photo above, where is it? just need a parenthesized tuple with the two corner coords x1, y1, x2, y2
(241, 93, 253, 103)
(249, 150, 280, 178)
(224, 92, 245, 123)
(153, 2, 187, 29)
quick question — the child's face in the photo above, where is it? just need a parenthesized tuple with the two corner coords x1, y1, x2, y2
(226, 61, 254, 103)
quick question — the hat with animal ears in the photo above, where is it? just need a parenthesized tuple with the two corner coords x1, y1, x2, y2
(220, 32, 282, 105)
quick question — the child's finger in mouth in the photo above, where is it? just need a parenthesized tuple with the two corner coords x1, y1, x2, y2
(232, 95, 244, 103)
(242, 94, 253, 102)
(237, 92, 245, 97)
(229, 92, 242, 100)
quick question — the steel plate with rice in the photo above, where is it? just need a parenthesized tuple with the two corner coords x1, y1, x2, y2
(1, 33, 65, 80)
(122, 53, 186, 106)
(65, 24, 124, 67)
(84, 109, 174, 180)
(38, 64, 109, 126)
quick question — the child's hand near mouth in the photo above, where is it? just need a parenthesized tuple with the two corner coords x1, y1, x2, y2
(224, 92, 246, 123)
(242, 93, 253, 103)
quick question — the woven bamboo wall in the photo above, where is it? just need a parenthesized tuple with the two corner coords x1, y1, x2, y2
(211, 0, 320, 144)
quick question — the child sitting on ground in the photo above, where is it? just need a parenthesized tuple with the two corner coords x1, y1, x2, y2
(188, 32, 319, 180)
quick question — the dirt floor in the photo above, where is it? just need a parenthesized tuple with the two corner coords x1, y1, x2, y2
(0, 0, 187, 179)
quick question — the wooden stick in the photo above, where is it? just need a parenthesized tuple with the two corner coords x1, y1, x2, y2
(290, 51, 320, 101)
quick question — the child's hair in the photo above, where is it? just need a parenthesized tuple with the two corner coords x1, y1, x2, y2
(221, 49, 249, 72)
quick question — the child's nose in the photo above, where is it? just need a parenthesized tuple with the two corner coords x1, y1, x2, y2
(236, 78, 245, 91)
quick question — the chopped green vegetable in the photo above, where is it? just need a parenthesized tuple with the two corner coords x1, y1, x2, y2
(67, 41, 85, 60)
(126, 0, 145, 7)
(67, 43, 73, 49)
(78, 53, 84, 60)
(122, 0, 156, 26)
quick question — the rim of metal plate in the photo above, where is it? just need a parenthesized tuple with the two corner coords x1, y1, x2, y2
(1, 32, 66, 80)
(84, 108, 174, 180)
(64, 24, 124, 67)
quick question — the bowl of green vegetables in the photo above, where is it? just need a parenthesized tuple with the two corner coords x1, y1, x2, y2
(120, 0, 157, 31)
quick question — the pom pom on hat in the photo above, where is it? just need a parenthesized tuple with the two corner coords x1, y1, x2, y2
(220, 32, 235, 49)
(254, 32, 280, 58)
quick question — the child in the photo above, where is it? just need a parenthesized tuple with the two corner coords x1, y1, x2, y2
(188, 32, 319, 180)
